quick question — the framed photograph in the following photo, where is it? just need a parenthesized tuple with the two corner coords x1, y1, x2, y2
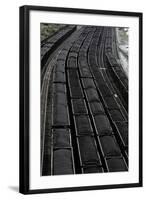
(19, 5, 143, 194)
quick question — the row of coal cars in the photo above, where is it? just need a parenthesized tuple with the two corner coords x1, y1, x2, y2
(51, 27, 92, 175)
(67, 27, 104, 174)
(103, 27, 128, 158)
(51, 44, 74, 175)
(88, 27, 128, 170)
(50, 26, 128, 175)
(76, 27, 128, 173)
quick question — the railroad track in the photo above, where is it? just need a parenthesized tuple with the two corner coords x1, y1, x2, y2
(41, 25, 129, 176)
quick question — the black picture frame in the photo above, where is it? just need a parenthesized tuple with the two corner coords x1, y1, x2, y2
(19, 5, 143, 194)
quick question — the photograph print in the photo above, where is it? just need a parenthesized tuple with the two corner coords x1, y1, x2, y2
(41, 23, 129, 176)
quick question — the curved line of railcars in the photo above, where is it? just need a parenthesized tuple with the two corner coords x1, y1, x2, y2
(76, 26, 127, 172)
(102, 28, 129, 160)
(87, 27, 128, 170)
(47, 53, 74, 175)
(67, 26, 104, 173)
